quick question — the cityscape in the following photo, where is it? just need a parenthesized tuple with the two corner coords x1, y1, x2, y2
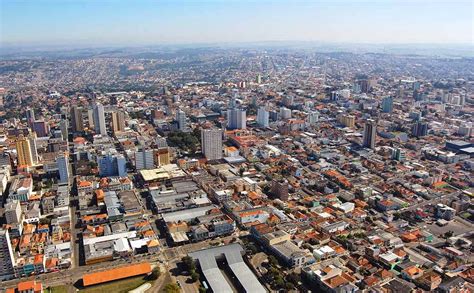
(0, 1, 473, 293)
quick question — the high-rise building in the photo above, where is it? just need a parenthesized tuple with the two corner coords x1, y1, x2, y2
(111, 111, 126, 134)
(271, 179, 289, 201)
(363, 119, 377, 149)
(32, 120, 49, 137)
(28, 132, 39, 165)
(176, 110, 188, 132)
(60, 119, 68, 141)
(337, 114, 355, 128)
(56, 152, 70, 184)
(154, 148, 170, 166)
(382, 96, 394, 113)
(306, 111, 319, 125)
(70, 106, 84, 132)
(93, 103, 107, 135)
(227, 108, 246, 130)
(0, 229, 16, 281)
(4, 200, 21, 224)
(16, 135, 34, 167)
(26, 108, 35, 127)
(201, 129, 223, 161)
(135, 149, 155, 170)
(392, 148, 406, 162)
(412, 121, 428, 137)
(280, 107, 292, 120)
(257, 107, 269, 128)
(98, 152, 127, 177)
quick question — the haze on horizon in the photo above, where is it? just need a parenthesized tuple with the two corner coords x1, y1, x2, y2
(1, 0, 473, 47)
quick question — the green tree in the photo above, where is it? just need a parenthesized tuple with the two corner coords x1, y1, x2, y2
(182, 256, 195, 271)
(191, 271, 200, 282)
(163, 283, 180, 293)
(268, 255, 278, 267)
(148, 267, 161, 280)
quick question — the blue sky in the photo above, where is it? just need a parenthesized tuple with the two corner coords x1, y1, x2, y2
(1, 0, 472, 46)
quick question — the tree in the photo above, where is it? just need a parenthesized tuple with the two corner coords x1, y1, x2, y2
(182, 256, 195, 271)
(163, 283, 180, 293)
(198, 286, 207, 293)
(148, 267, 160, 280)
(274, 275, 285, 288)
(268, 255, 278, 267)
(191, 271, 200, 282)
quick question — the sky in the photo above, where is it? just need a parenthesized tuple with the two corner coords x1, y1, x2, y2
(1, 0, 473, 47)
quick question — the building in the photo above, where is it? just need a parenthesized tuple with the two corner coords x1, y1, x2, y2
(4, 200, 22, 224)
(257, 107, 269, 127)
(111, 111, 125, 134)
(392, 148, 406, 162)
(412, 121, 428, 137)
(70, 106, 84, 132)
(271, 179, 289, 201)
(56, 152, 70, 184)
(306, 111, 319, 125)
(16, 136, 34, 167)
(25, 108, 35, 126)
(189, 244, 266, 293)
(382, 96, 394, 113)
(154, 148, 170, 166)
(363, 119, 377, 149)
(280, 107, 292, 119)
(201, 128, 223, 161)
(59, 119, 68, 141)
(7, 280, 43, 293)
(98, 152, 127, 177)
(28, 133, 39, 165)
(337, 114, 355, 128)
(135, 149, 155, 170)
(82, 263, 152, 287)
(227, 108, 246, 130)
(32, 120, 49, 137)
(176, 110, 188, 132)
(0, 229, 16, 281)
(93, 103, 107, 136)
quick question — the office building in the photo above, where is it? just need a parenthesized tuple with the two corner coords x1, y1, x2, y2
(201, 128, 223, 161)
(227, 108, 246, 130)
(257, 107, 269, 128)
(135, 149, 155, 170)
(382, 96, 394, 113)
(112, 111, 126, 134)
(93, 103, 107, 135)
(16, 135, 34, 167)
(176, 110, 188, 132)
(70, 106, 84, 132)
(56, 152, 70, 184)
(363, 119, 377, 149)
(0, 229, 16, 281)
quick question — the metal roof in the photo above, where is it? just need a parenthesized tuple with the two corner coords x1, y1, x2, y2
(189, 244, 266, 293)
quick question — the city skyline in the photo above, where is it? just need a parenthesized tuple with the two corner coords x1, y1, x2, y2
(1, 0, 472, 47)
